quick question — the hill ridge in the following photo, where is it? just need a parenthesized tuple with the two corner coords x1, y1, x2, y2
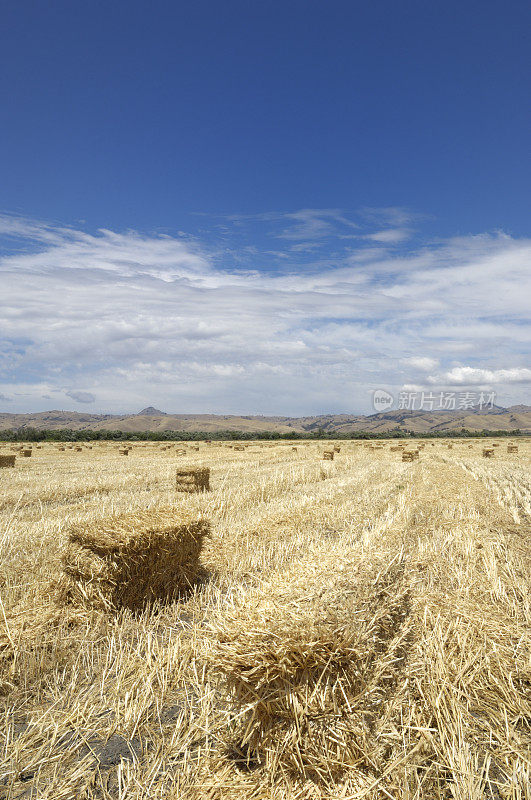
(0, 406, 529, 434)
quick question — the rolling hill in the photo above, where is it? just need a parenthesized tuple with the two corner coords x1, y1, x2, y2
(0, 405, 529, 434)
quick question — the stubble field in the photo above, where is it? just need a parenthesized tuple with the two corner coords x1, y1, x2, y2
(0, 439, 529, 800)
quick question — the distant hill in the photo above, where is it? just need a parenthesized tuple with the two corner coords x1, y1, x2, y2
(0, 405, 529, 434)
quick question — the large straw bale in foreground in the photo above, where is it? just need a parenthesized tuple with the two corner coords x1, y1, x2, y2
(0, 455, 16, 468)
(60, 508, 209, 611)
(211, 558, 412, 781)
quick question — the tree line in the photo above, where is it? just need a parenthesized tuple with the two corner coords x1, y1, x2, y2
(0, 427, 523, 442)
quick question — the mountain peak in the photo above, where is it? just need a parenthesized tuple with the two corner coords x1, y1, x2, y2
(137, 406, 166, 416)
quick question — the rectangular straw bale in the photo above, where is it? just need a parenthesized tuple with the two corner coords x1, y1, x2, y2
(210, 557, 411, 781)
(333, 444, 341, 452)
(175, 448, 187, 456)
(233, 445, 245, 451)
(0, 455, 16, 468)
(483, 448, 494, 458)
(175, 467, 210, 493)
(507, 444, 518, 453)
(323, 450, 334, 460)
(21, 450, 32, 457)
(60, 507, 210, 611)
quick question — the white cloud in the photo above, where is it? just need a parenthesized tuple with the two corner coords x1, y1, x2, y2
(0, 214, 530, 414)
(428, 367, 531, 386)
(401, 384, 424, 392)
(401, 357, 439, 371)
(364, 228, 412, 243)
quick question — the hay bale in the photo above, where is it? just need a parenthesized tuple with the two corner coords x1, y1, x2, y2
(291, 446, 298, 452)
(333, 444, 341, 453)
(175, 448, 187, 456)
(175, 467, 210, 493)
(483, 448, 494, 458)
(21, 450, 32, 457)
(233, 445, 245, 451)
(59, 507, 210, 611)
(0, 455, 16, 468)
(402, 451, 418, 462)
(75, 446, 83, 452)
(118, 448, 129, 455)
(323, 450, 334, 461)
(507, 444, 518, 453)
(210, 559, 411, 781)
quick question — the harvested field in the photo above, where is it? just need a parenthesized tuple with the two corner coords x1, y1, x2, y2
(0, 439, 529, 799)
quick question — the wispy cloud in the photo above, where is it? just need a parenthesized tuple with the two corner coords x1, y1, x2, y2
(364, 228, 412, 244)
(0, 213, 529, 414)
(359, 206, 425, 227)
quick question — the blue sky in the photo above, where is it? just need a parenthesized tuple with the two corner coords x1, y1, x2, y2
(1, 1, 530, 415)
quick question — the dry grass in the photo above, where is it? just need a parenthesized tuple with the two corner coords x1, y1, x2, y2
(0, 439, 529, 799)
